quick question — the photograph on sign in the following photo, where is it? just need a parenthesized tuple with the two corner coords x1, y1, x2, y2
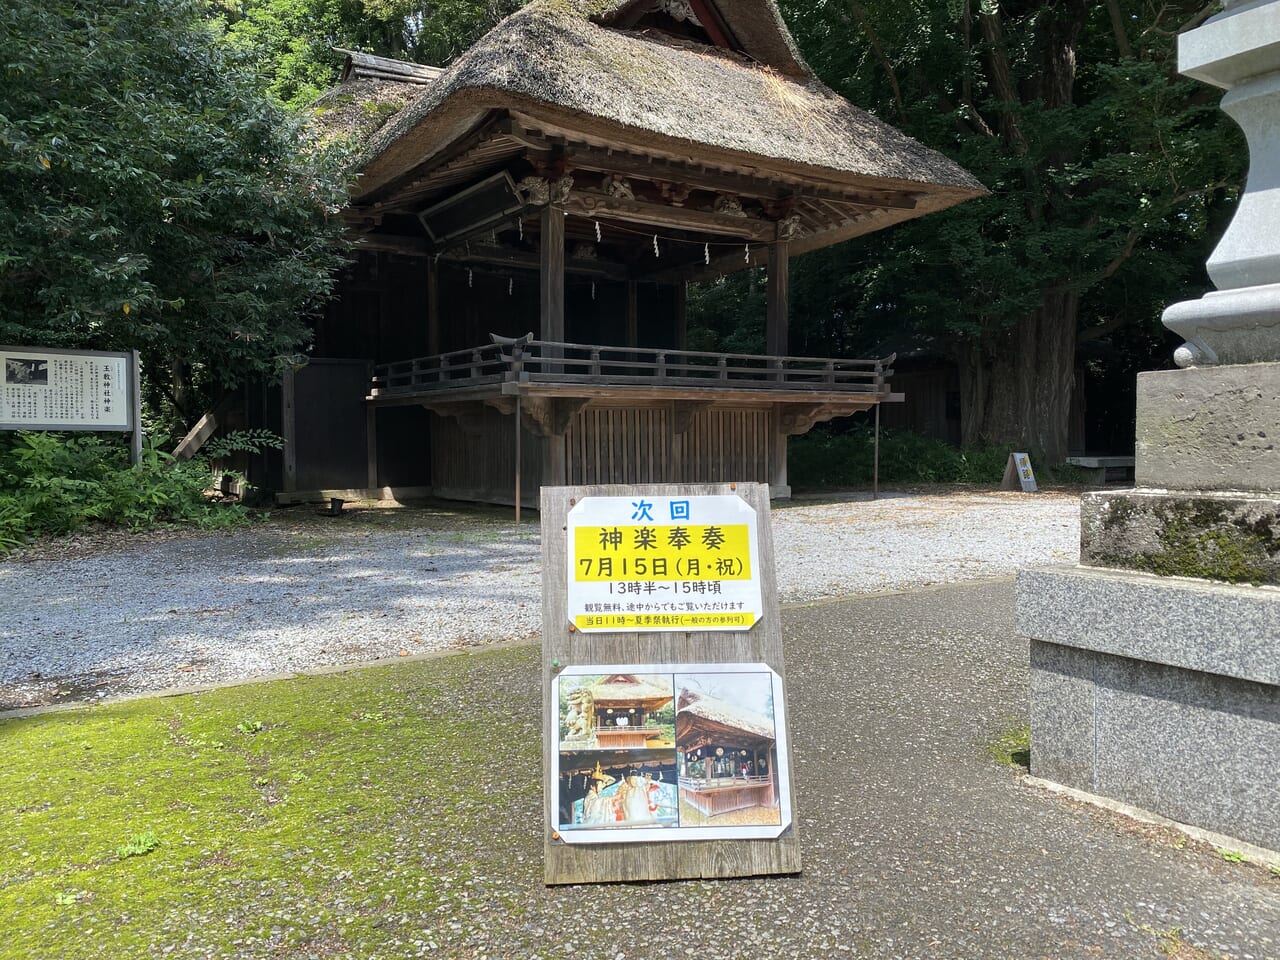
(5, 358, 48, 386)
(559, 673, 675, 751)
(0, 347, 132, 431)
(566, 495, 763, 633)
(551, 664, 792, 844)
(674, 671, 781, 828)
(557, 750, 680, 832)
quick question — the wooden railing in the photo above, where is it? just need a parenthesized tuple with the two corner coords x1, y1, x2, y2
(370, 337, 894, 398)
(679, 775, 774, 791)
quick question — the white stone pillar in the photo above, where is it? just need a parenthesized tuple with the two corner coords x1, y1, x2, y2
(1164, 0, 1280, 367)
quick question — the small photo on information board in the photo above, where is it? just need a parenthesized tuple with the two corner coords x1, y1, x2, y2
(551, 664, 792, 844)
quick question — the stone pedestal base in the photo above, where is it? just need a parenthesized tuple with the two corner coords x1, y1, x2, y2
(1016, 566, 1280, 851)
(1081, 489, 1280, 585)
(1136, 363, 1280, 493)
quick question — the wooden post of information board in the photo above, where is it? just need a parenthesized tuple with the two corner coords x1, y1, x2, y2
(129, 349, 143, 466)
(541, 482, 801, 886)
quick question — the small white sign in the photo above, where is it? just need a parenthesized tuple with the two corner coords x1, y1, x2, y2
(566, 495, 763, 633)
(1, 347, 133, 432)
(1004, 452, 1038, 493)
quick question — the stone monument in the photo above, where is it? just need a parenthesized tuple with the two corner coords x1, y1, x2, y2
(1016, 0, 1280, 853)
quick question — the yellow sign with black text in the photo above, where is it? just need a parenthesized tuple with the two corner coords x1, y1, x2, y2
(566, 496, 763, 633)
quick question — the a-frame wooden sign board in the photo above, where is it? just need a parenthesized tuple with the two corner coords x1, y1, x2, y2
(541, 483, 801, 885)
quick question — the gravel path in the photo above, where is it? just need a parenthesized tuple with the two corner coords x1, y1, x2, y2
(0, 491, 1079, 709)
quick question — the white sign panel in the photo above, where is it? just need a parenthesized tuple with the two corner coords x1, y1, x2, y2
(1012, 452, 1038, 492)
(551, 663, 792, 844)
(1, 347, 133, 432)
(566, 495, 763, 633)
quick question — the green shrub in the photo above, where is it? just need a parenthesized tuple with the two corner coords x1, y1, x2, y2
(789, 426, 1040, 489)
(0, 430, 278, 552)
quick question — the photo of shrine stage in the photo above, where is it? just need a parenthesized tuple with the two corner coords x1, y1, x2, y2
(676, 674, 783, 828)
(557, 749, 678, 832)
(558, 674, 675, 752)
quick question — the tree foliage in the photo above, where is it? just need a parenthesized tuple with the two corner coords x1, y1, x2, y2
(696, 0, 1244, 459)
(212, 0, 526, 108)
(0, 0, 352, 422)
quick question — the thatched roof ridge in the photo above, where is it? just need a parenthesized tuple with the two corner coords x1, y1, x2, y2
(354, 0, 984, 202)
(677, 689, 775, 742)
(590, 674, 674, 705)
(579, 0, 810, 78)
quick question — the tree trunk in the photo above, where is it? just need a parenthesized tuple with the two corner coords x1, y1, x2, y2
(959, 287, 1079, 463)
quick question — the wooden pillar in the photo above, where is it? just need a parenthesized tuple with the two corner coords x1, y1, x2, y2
(427, 257, 441, 356)
(542, 435, 567, 488)
(541, 205, 566, 351)
(366, 405, 378, 491)
(674, 281, 687, 350)
(766, 241, 789, 358)
(769, 405, 790, 500)
(281, 367, 297, 494)
(767, 242, 792, 502)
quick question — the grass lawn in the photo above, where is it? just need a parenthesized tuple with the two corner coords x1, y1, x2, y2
(0, 647, 544, 960)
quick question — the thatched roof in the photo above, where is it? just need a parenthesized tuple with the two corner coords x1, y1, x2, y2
(311, 78, 422, 147)
(351, 0, 984, 203)
(590, 674, 674, 706)
(676, 689, 775, 743)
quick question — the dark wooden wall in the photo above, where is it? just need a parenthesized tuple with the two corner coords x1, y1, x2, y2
(564, 403, 772, 487)
(430, 408, 543, 505)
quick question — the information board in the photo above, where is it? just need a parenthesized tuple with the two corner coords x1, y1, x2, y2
(551, 663, 792, 845)
(1, 346, 135, 432)
(566, 494, 763, 632)
(542, 484, 801, 886)
(1002, 451, 1039, 493)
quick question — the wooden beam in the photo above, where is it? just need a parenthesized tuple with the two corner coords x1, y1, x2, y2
(687, 0, 735, 49)
(767, 241, 790, 358)
(445, 242, 630, 280)
(350, 232, 432, 257)
(563, 191, 776, 242)
(522, 141, 921, 210)
(359, 113, 509, 208)
(541, 205, 566, 347)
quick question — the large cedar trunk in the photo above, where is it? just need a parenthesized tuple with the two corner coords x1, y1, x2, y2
(958, 287, 1079, 462)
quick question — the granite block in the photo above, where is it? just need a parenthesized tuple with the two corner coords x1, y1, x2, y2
(1136, 363, 1280, 492)
(1081, 489, 1280, 585)
(1028, 641, 1096, 789)
(1029, 640, 1280, 851)
(1016, 566, 1280, 686)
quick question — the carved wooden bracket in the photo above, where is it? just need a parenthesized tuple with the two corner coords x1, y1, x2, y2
(424, 401, 493, 436)
(776, 403, 865, 437)
(602, 175, 635, 201)
(521, 397, 590, 437)
(658, 181, 693, 207)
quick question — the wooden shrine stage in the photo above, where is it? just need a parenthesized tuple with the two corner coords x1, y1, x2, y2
(366, 337, 900, 504)
(679, 775, 778, 817)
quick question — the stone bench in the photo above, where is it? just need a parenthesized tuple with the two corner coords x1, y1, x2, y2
(1066, 456, 1135, 486)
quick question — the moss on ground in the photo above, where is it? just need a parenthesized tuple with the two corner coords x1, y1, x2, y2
(987, 724, 1031, 770)
(0, 647, 550, 960)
